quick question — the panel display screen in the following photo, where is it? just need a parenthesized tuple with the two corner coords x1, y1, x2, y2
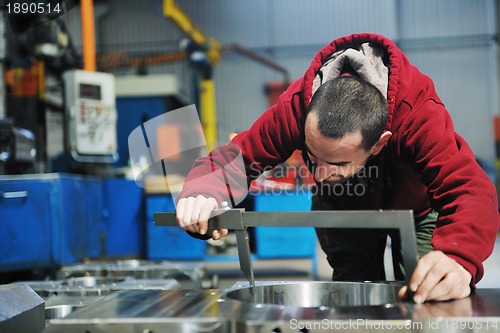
(79, 83, 102, 100)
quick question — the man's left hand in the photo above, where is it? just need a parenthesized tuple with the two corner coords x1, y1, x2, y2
(398, 250, 472, 303)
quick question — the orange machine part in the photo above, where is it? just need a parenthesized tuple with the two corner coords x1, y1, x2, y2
(494, 115, 500, 142)
(81, 0, 96, 71)
(157, 124, 181, 161)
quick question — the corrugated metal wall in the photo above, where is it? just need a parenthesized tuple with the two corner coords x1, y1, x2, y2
(180, 0, 400, 145)
(398, 0, 497, 161)
(64, 0, 497, 160)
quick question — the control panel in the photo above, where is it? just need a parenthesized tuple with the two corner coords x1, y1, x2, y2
(62, 70, 117, 163)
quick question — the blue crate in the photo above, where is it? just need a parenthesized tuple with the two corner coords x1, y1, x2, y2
(102, 178, 143, 257)
(0, 173, 103, 270)
(0, 177, 53, 270)
(82, 178, 103, 259)
(51, 175, 103, 264)
(253, 192, 316, 258)
(146, 195, 206, 260)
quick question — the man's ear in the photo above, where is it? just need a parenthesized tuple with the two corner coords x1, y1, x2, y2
(370, 131, 392, 156)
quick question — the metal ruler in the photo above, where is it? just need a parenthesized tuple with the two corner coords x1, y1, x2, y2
(154, 210, 418, 295)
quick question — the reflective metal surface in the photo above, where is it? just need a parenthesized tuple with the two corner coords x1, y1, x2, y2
(12, 277, 180, 298)
(57, 260, 208, 288)
(65, 276, 125, 287)
(44, 295, 104, 327)
(0, 284, 45, 333)
(42, 281, 500, 333)
(45, 304, 85, 320)
(225, 281, 401, 307)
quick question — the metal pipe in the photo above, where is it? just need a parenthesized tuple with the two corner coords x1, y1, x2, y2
(221, 43, 291, 85)
(81, 0, 96, 71)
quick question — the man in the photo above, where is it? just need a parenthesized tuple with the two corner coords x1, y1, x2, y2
(175, 33, 500, 303)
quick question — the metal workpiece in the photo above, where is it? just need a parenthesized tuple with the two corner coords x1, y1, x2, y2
(57, 259, 208, 288)
(44, 295, 105, 327)
(154, 210, 419, 287)
(20, 277, 182, 326)
(12, 278, 120, 298)
(225, 281, 402, 307)
(11, 277, 181, 299)
(0, 283, 45, 333)
(44, 295, 104, 320)
(34, 278, 180, 325)
(41, 282, 500, 333)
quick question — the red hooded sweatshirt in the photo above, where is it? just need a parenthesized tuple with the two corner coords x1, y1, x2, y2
(179, 33, 500, 286)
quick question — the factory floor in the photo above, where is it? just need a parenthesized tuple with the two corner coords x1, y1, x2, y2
(192, 235, 500, 290)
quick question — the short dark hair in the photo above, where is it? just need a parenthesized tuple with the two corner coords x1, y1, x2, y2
(308, 76, 388, 151)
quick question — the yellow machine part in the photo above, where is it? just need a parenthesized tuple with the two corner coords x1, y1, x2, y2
(200, 79, 217, 150)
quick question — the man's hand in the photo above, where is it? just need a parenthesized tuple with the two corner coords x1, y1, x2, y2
(176, 196, 229, 240)
(398, 251, 472, 303)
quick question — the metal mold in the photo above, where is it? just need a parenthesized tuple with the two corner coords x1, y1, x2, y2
(225, 281, 401, 307)
(45, 304, 85, 320)
(40, 284, 500, 333)
(14, 277, 180, 298)
(114, 259, 143, 268)
(57, 260, 208, 288)
(111, 278, 181, 291)
(0, 284, 45, 333)
(65, 276, 125, 287)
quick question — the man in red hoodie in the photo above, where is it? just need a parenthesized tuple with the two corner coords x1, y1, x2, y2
(175, 33, 500, 303)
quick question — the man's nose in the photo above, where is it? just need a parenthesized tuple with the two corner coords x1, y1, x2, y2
(314, 163, 336, 182)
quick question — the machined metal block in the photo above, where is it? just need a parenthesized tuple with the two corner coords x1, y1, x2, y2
(0, 283, 45, 333)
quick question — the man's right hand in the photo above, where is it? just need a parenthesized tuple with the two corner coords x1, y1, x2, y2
(176, 196, 229, 240)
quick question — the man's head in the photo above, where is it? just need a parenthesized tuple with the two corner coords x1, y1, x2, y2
(305, 76, 391, 184)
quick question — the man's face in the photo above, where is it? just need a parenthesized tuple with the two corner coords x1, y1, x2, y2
(304, 112, 372, 184)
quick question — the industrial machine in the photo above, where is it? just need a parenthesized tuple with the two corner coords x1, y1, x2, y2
(4, 10, 82, 174)
(62, 70, 118, 165)
(0, 118, 36, 174)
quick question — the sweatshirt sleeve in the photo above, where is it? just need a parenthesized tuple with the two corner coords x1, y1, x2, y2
(177, 79, 305, 207)
(399, 98, 500, 285)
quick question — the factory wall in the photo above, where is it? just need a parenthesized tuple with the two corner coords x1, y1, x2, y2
(64, 0, 497, 161)
(398, 0, 497, 162)
(181, 0, 497, 161)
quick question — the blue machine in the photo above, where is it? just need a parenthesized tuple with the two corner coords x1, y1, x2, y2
(0, 173, 102, 271)
(145, 194, 206, 260)
(115, 96, 185, 168)
(254, 192, 316, 258)
(101, 178, 144, 257)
